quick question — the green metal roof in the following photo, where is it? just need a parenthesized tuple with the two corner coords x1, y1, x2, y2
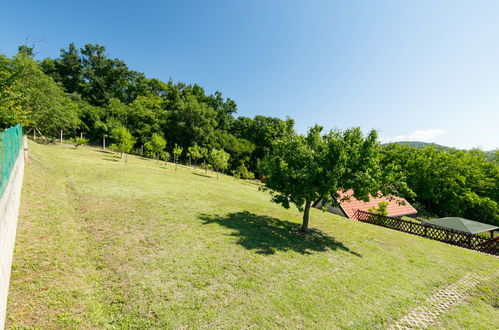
(423, 217, 499, 234)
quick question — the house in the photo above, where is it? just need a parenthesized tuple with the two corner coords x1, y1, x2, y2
(314, 189, 417, 220)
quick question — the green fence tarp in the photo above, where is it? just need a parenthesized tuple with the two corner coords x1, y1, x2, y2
(0, 124, 23, 196)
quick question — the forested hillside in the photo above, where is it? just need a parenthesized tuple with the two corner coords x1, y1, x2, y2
(0, 43, 498, 225)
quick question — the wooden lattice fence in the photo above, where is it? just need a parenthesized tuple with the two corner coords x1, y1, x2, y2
(355, 210, 499, 256)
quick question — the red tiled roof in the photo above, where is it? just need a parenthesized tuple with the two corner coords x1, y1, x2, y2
(337, 189, 417, 220)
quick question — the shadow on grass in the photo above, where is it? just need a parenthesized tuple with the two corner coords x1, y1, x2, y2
(103, 157, 119, 162)
(199, 211, 361, 256)
(94, 150, 114, 154)
(193, 172, 212, 178)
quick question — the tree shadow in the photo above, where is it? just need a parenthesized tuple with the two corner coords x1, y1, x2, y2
(199, 211, 361, 256)
(94, 150, 114, 154)
(102, 157, 119, 162)
(192, 172, 212, 178)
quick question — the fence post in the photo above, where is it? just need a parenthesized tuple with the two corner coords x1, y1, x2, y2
(23, 135, 28, 161)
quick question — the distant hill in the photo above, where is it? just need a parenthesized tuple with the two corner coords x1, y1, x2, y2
(382, 141, 450, 149)
(382, 141, 498, 157)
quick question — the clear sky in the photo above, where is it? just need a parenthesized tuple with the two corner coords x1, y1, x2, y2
(1, 1, 498, 150)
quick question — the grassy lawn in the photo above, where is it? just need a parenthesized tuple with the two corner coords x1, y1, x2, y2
(6, 142, 499, 328)
(429, 277, 499, 329)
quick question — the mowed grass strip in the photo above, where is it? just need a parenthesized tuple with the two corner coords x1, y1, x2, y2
(7, 142, 499, 328)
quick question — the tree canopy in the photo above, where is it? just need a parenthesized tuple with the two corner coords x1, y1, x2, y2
(259, 126, 412, 231)
(1, 42, 497, 226)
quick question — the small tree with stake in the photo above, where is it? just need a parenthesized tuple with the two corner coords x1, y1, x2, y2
(259, 125, 412, 232)
(69, 137, 89, 149)
(173, 144, 183, 171)
(209, 148, 230, 179)
(109, 126, 135, 163)
(188, 144, 203, 170)
(148, 133, 167, 161)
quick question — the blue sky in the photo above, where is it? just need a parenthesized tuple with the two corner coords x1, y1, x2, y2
(1, 1, 498, 150)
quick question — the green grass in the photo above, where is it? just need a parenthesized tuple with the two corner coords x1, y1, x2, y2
(7, 142, 499, 328)
(430, 278, 499, 329)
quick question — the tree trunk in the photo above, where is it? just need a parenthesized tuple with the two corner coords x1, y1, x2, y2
(302, 200, 312, 232)
(103, 136, 106, 150)
(33, 129, 36, 141)
(175, 157, 178, 171)
(60, 130, 63, 144)
(80, 132, 83, 138)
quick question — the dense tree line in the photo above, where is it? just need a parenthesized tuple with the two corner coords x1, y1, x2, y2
(1, 43, 497, 226)
(381, 145, 499, 226)
(0, 43, 293, 178)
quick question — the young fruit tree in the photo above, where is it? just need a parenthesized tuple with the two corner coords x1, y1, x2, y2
(110, 126, 136, 162)
(209, 148, 230, 179)
(147, 133, 167, 161)
(188, 144, 203, 170)
(259, 125, 412, 232)
(173, 144, 183, 171)
(69, 137, 89, 149)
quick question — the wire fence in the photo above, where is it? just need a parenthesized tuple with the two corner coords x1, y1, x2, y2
(0, 124, 23, 197)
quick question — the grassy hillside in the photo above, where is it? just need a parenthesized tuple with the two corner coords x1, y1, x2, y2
(7, 142, 499, 328)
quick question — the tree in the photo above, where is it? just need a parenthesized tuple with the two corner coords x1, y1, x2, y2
(148, 133, 166, 161)
(381, 144, 499, 226)
(209, 148, 230, 179)
(188, 144, 203, 169)
(110, 126, 135, 162)
(69, 137, 89, 149)
(173, 144, 183, 171)
(1, 53, 80, 137)
(259, 126, 411, 232)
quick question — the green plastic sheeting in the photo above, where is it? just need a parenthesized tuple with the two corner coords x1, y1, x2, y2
(0, 124, 23, 197)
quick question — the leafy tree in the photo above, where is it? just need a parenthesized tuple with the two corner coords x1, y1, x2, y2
(259, 126, 411, 232)
(69, 137, 89, 149)
(173, 144, 183, 171)
(233, 163, 255, 180)
(1, 53, 80, 136)
(381, 144, 499, 225)
(147, 133, 166, 161)
(231, 115, 294, 175)
(209, 148, 230, 179)
(188, 144, 204, 169)
(110, 126, 135, 162)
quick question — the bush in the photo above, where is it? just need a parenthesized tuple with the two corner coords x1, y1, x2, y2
(69, 137, 89, 148)
(368, 201, 389, 216)
(233, 164, 255, 180)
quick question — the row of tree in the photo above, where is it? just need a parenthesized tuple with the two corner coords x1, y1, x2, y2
(0, 44, 293, 180)
(1, 43, 497, 228)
